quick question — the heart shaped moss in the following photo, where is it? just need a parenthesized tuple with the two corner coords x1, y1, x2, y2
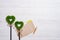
(15, 21, 24, 30)
(6, 15, 15, 25)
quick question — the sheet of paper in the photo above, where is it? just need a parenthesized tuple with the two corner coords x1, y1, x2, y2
(20, 21, 36, 38)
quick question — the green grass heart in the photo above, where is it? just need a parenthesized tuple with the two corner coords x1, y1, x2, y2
(6, 15, 15, 25)
(15, 21, 24, 30)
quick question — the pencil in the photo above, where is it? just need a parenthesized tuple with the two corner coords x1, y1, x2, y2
(10, 25, 12, 40)
(18, 32, 20, 40)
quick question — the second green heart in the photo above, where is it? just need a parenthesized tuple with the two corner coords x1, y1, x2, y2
(15, 21, 24, 30)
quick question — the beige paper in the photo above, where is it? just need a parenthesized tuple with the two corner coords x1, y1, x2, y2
(19, 20, 36, 38)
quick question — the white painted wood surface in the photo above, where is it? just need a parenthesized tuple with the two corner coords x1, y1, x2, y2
(0, 0, 60, 40)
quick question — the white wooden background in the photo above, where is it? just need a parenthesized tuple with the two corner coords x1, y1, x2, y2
(0, 0, 60, 40)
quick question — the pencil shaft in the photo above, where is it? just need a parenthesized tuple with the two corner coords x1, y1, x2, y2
(10, 26, 12, 40)
(19, 32, 20, 40)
